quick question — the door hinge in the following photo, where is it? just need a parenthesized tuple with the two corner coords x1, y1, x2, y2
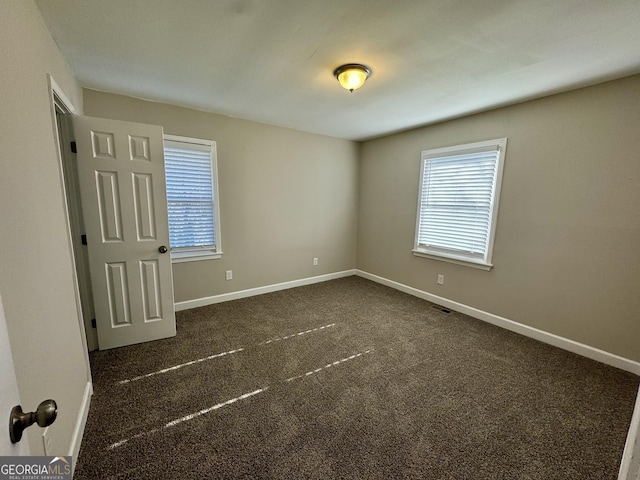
(91, 319, 96, 329)
(81, 234, 87, 245)
(70, 141, 77, 153)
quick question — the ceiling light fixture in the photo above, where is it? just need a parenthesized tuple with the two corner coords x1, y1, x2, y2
(333, 63, 372, 92)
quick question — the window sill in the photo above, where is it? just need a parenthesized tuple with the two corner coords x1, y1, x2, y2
(171, 250, 223, 263)
(412, 249, 492, 271)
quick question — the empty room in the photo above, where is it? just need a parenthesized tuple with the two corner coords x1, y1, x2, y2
(1, 1, 639, 479)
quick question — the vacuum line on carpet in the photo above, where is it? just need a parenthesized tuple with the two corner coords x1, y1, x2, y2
(285, 349, 373, 382)
(107, 388, 268, 450)
(258, 323, 337, 346)
(116, 323, 338, 386)
(117, 348, 245, 385)
(165, 388, 268, 427)
(106, 349, 375, 451)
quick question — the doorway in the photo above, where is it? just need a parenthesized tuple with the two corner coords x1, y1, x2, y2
(50, 92, 177, 351)
(50, 83, 98, 351)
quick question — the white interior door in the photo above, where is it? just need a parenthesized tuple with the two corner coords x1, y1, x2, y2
(73, 116, 176, 350)
(0, 292, 30, 455)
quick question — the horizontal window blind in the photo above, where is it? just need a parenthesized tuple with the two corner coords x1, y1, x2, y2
(164, 142, 216, 249)
(417, 146, 500, 261)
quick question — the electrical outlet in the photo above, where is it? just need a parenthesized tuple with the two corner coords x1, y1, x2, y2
(313, 257, 318, 266)
(225, 270, 232, 281)
(437, 274, 445, 285)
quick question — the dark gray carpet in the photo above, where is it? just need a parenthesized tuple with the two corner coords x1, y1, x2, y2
(74, 276, 639, 479)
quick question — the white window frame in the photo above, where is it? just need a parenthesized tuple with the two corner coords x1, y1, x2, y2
(412, 138, 507, 271)
(164, 134, 222, 263)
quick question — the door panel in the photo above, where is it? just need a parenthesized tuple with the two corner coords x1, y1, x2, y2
(140, 260, 162, 321)
(96, 171, 124, 242)
(105, 262, 131, 326)
(74, 116, 175, 349)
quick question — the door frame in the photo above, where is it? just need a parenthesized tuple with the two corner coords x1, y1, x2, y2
(47, 76, 94, 461)
(55, 111, 98, 350)
(47, 75, 98, 354)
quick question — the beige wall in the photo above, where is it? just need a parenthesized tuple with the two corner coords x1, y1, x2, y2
(358, 75, 640, 362)
(0, 0, 90, 455)
(83, 90, 359, 302)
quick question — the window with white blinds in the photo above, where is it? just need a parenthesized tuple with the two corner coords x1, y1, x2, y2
(413, 138, 506, 270)
(163, 135, 222, 262)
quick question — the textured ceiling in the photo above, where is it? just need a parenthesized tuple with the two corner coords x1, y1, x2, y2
(36, 0, 640, 140)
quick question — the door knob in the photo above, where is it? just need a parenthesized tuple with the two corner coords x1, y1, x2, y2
(158, 245, 168, 253)
(9, 399, 57, 443)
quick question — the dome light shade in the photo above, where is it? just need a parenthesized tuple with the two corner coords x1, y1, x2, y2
(333, 63, 372, 92)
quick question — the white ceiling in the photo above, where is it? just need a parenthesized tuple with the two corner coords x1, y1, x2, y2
(36, 0, 640, 141)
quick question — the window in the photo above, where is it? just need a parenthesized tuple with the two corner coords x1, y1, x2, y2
(163, 134, 221, 262)
(413, 138, 506, 270)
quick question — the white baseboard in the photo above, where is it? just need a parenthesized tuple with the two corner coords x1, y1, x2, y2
(69, 381, 92, 464)
(356, 270, 640, 375)
(174, 270, 357, 312)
